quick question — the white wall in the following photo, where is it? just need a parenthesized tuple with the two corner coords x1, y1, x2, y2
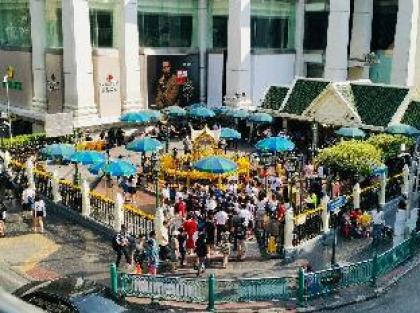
(207, 53, 224, 108)
(251, 54, 296, 106)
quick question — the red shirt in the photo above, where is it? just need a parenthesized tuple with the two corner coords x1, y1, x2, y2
(175, 201, 187, 217)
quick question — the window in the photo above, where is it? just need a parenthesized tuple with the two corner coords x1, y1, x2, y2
(251, 0, 296, 50)
(138, 0, 197, 48)
(209, 0, 228, 49)
(251, 16, 289, 49)
(89, 9, 113, 48)
(0, 1, 31, 48)
(46, 0, 62, 48)
(138, 13, 193, 47)
(212, 16, 228, 48)
(303, 11, 328, 50)
(371, 0, 398, 51)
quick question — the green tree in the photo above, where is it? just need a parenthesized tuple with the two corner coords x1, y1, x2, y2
(315, 140, 382, 177)
(366, 134, 414, 161)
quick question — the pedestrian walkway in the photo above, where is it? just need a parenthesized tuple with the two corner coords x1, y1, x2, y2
(0, 198, 115, 290)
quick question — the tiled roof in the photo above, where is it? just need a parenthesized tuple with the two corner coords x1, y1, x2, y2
(401, 101, 420, 129)
(350, 84, 409, 127)
(281, 79, 329, 115)
(261, 86, 289, 110)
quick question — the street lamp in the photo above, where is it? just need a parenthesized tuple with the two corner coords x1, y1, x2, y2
(151, 152, 160, 208)
(2, 75, 12, 139)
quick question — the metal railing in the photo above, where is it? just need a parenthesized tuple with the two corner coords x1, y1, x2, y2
(89, 192, 115, 227)
(293, 208, 323, 246)
(34, 170, 53, 200)
(300, 230, 420, 302)
(110, 231, 420, 309)
(113, 268, 294, 305)
(59, 181, 82, 212)
(123, 204, 154, 237)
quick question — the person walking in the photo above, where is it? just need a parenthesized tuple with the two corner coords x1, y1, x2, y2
(235, 218, 247, 260)
(32, 195, 46, 233)
(220, 231, 231, 268)
(113, 225, 132, 269)
(215, 209, 228, 245)
(133, 235, 146, 274)
(371, 207, 385, 245)
(177, 227, 187, 267)
(0, 202, 6, 237)
(146, 231, 160, 275)
(195, 233, 208, 277)
(394, 200, 407, 247)
(21, 185, 35, 212)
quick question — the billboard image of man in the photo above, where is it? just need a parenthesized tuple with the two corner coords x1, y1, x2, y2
(155, 60, 179, 109)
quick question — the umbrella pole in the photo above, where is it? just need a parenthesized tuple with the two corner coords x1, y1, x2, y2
(218, 175, 222, 189)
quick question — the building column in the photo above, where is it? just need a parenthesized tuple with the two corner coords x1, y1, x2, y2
(391, 0, 419, 86)
(29, 0, 47, 113)
(198, 0, 208, 103)
(225, 0, 252, 108)
(294, 0, 305, 77)
(349, 0, 373, 79)
(62, 0, 98, 128)
(324, 0, 351, 82)
(118, 0, 143, 113)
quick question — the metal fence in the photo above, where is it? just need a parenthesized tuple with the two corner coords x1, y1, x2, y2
(123, 204, 155, 237)
(300, 230, 420, 302)
(34, 171, 53, 200)
(110, 231, 420, 309)
(113, 269, 294, 305)
(119, 272, 208, 303)
(293, 208, 323, 246)
(59, 181, 82, 212)
(90, 193, 115, 227)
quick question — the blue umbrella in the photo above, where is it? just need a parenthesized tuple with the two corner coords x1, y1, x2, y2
(88, 160, 111, 175)
(256, 136, 295, 152)
(186, 102, 207, 111)
(335, 127, 366, 138)
(143, 110, 162, 122)
(120, 112, 151, 123)
(102, 160, 137, 177)
(385, 123, 420, 136)
(213, 107, 230, 115)
(220, 128, 241, 140)
(126, 138, 163, 153)
(41, 144, 75, 159)
(226, 109, 250, 119)
(165, 105, 187, 117)
(249, 112, 273, 124)
(193, 156, 237, 174)
(188, 106, 215, 118)
(69, 151, 106, 165)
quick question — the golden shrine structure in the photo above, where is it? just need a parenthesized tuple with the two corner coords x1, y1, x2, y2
(160, 126, 250, 186)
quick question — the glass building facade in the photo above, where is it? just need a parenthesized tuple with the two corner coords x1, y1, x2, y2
(0, 0, 31, 48)
(89, 0, 117, 48)
(137, 0, 198, 48)
(45, 0, 62, 48)
(251, 0, 296, 50)
(209, 0, 228, 49)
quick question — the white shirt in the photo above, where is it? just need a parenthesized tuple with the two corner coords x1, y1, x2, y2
(175, 191, 184, 202)
(206, 198, 217, 211)
(22, 188, 35, 204)
(239, 208, 252, 225)
(162, 187, 170, 200)
(215, 210, 228, 225)
(34, 200, 46, 216)
(371, 210, 384, 225)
